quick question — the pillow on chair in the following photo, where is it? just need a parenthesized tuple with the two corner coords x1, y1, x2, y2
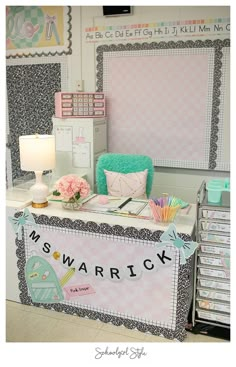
(96, 153, 154, 197)
(104, 169, 148, 198)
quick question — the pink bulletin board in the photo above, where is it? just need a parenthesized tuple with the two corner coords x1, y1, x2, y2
(96, 39, 230, 171)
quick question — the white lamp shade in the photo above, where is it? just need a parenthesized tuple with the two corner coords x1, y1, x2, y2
(19, 134, 55, 171)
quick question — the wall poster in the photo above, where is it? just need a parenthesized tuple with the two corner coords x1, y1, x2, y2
(6, 6, 72, 58)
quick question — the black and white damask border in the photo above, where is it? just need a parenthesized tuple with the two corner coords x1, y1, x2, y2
(15, 212, 193, 342)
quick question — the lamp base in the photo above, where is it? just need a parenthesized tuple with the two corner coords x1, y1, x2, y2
(32, 201, 48, 208)
(30, 171, 49, 208)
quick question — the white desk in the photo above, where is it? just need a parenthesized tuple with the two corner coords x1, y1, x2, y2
(6, 197, 196, 341)
(29, 198, 196, 234)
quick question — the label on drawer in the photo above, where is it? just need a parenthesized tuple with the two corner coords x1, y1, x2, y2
(197, 299, 230, 313)
(199, 278, 230, 291)
(196, 309, 230, 324)
(94, 94, 104, 99)
(200, 232, 230, 245)
(62, 102, 72, 107)
(94, 102, 104, 107)
(202, 209, 230, 221)
(62, 111, 73, 116)
(94, 110, 104, 115)
(200, 221, 230, 233)
(200, 244, 230, 257)
(198, 267, 230, 279)
(199, 256, 225, 267)
(198, 289, 230, 302)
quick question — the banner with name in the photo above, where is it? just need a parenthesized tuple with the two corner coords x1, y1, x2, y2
(22, 224, 180, 326)
(9, 208, 198, 304)
(27, 228, 175, 282)
(10, 208, 198, 340)
(85, 17, 230, 43)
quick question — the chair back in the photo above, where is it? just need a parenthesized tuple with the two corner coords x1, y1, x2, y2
(96, 153, 154, 197)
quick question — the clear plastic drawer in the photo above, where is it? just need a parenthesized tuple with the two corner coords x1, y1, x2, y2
(196, 308, 230, 325)
(197, 299, 230, 313)
(198, 278, 230, 291)
(200, 244, 230, 257)
(201, 209, 230, 221)
(198, 289, 230, 302)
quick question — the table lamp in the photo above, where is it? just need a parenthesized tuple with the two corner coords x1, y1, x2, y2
(19, 134, 55, 208)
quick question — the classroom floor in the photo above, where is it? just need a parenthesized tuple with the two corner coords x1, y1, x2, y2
(6, 300, 228, 343)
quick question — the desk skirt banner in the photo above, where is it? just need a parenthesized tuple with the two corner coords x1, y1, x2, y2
(13, 212, 193, 342)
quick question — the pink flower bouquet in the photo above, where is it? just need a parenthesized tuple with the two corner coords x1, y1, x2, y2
(53, 174, 90, 201)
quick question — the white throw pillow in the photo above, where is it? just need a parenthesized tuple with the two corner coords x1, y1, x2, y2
(104, 169, 148, 198)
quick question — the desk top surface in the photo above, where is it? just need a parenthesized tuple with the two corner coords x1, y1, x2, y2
(6, 194, 196, 236)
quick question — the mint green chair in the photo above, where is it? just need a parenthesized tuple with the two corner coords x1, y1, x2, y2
(96, 153, 154, 197)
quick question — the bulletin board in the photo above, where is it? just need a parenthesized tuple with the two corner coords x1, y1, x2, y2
(6, 6, 72, 58)
(96, 39, 230, 171)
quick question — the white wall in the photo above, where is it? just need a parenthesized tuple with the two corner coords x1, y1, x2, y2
(69, 6, 230, 202)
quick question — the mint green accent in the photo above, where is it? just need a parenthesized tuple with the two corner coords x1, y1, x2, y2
(96, 153, 154, 197)
(26, 256, 64, 303)
(224, 257, 230, 269)
(8, 207, 36, 240)
(206, 178, 230, 203)
(173, 237, 184, 249)
(18, 216, 26, 225)
(160, 223, 199, 265)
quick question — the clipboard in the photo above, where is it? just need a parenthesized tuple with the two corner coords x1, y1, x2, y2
(114, 198, 148, 215)
(80, 195, 149, 217)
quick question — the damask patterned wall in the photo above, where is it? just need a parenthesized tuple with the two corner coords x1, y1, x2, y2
(6, 6, 72, 184)
(6, 63, 61, 180)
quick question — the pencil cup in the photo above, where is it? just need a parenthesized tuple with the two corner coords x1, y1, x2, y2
(206, 178, 230, 204)
(149, 200, 180, 224)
